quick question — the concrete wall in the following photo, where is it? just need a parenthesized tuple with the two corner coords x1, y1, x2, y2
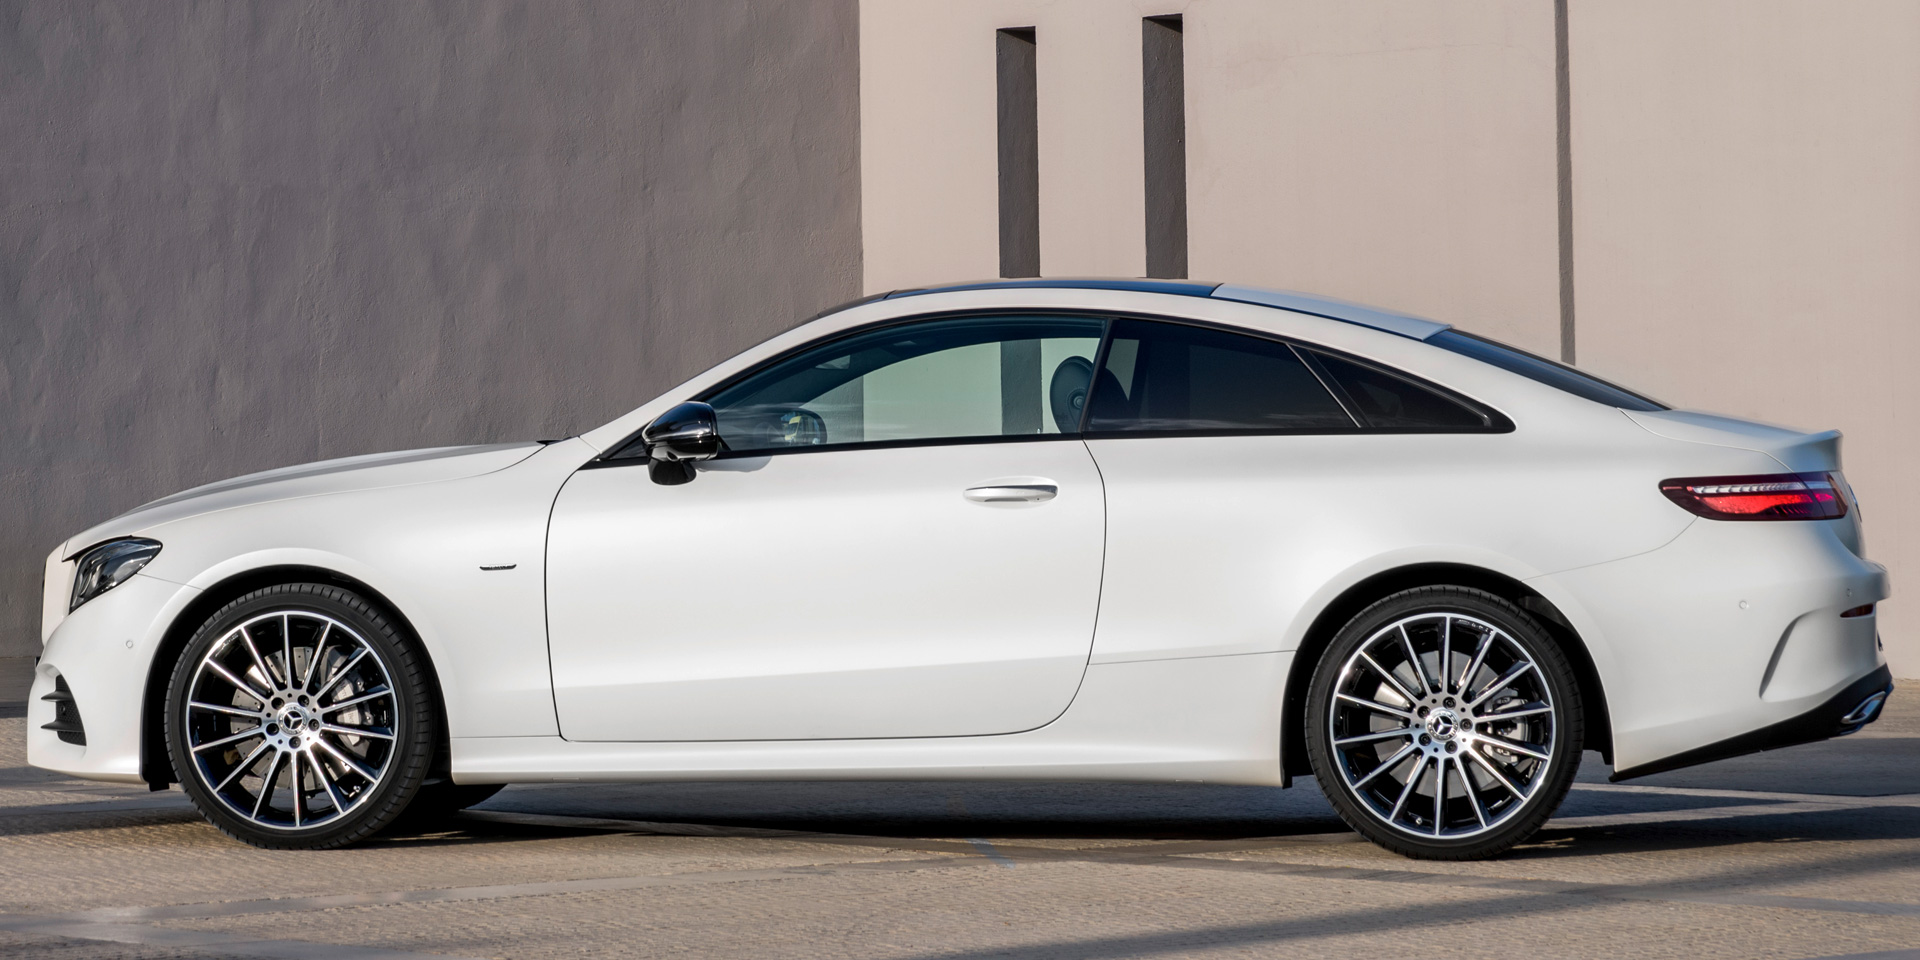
(862, 0, 1175, 291)
(861, 0, 1560, 351)
(0, 0, 862, 656)
(13, 0, 1916, 676)
(1570, 0, 1920, 674)
(1185, 0, 1562, 357)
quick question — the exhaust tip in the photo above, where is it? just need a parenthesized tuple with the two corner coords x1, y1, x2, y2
(1839, 688, 1891, 727)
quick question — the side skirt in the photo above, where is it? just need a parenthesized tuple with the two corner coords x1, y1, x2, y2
(451, 652, 1291, 786)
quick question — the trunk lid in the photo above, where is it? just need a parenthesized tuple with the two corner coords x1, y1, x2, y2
(1623, 409, 1842, 473)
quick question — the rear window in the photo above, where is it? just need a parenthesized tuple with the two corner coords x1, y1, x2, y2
(1428, 330, 1666, 411)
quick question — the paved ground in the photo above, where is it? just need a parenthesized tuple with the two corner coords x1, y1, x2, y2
(3, 656, 1918, 960)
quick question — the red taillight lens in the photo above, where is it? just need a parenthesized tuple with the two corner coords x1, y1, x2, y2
(1659, 472, 1849, 521)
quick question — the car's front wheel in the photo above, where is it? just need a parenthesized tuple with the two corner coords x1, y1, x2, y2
(1305, 586, 1583, 860)
(165, 583, 436, 849)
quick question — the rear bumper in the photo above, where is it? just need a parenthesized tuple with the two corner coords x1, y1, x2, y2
(1536, 514, 1888, 774)
(1612, 665, 1893, 780)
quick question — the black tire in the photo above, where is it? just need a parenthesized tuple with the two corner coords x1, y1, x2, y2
(1304, 586, 1583, 860)
(165, 583, 437, 849)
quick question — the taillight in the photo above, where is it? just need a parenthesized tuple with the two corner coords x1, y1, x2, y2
(1659, 472, 1849, 521)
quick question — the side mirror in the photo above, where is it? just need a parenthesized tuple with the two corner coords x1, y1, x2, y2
(642, 401, 720, 485)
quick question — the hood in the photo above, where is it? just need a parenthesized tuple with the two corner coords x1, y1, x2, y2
(61, 442, 544, 556)
(1623, 409, 1842, 473)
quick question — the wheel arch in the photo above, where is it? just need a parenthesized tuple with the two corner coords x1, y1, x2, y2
(139, 565, 449, 789)
(1280, 562, 1612, 785)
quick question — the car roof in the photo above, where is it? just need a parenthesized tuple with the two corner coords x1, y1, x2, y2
(877, 278, 1450, 340)
(886, 277, 1221, 299)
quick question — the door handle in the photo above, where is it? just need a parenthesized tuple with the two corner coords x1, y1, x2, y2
(964, 483, 1058, 503)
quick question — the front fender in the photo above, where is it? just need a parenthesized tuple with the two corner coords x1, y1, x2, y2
(125, 442, 591, 743)
(168, 547, 448, 674)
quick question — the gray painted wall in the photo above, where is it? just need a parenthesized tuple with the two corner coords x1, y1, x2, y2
(0, 0, 862, 655)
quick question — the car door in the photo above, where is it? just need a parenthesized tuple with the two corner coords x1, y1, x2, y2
(1080, 317, 1502, 663)
(545, 313, 1109, 741)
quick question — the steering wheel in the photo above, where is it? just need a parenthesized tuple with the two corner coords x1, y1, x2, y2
(778, 407, 828, 446)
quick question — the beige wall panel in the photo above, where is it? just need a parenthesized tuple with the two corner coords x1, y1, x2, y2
(1185, 0, 1562, 355)
(1034, 5, 1158, 278)
(860, 2, 1001, 292)
(1571, 0, 1920, 675)
(861, 1, 1186, 293)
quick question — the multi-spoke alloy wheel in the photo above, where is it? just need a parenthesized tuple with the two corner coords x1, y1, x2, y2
(167, 584, 434, 849)
(1306, 587, 1582, 860)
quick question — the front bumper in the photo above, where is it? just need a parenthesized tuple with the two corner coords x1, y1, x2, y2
(27, 573, 198, 784)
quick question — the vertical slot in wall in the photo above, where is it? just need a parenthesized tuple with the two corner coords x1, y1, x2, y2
(1142, 15, 1188, 279)
(1554, 0, 1575, 363)
(997, 27, 1040, 278)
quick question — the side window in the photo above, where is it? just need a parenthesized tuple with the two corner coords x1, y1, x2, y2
(1086, 318, 1355, 433)
(1308, 351, 1494, 430)
(700, 315, 1106, 454)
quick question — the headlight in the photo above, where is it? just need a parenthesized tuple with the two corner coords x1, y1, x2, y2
(68, 538, 162, 612)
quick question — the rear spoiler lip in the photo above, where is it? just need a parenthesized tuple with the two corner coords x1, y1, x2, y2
(1623, 409, 1843, 473)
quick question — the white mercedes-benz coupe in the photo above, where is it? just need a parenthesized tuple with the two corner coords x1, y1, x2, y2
(29, 279, 1892, 858)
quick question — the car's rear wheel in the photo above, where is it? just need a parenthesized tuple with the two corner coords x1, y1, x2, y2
(165, 583, 436, 849)
(1305, 586, 1583, 860)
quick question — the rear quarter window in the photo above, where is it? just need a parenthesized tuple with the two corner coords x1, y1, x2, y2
(1309, 351, 1495, 431)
